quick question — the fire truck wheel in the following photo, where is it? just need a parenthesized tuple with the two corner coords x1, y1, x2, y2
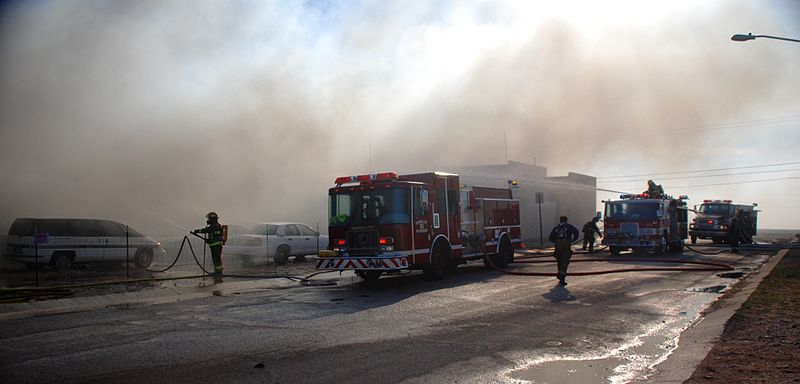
(273, 246, 290, 265)
(668, 241, 684, 253)
(424, 242, 451, 280)
(357, 271, 382, 281)
(691, 235, 697, 244)
(609, 246, 623, 255)
(488, 236, 513, 269)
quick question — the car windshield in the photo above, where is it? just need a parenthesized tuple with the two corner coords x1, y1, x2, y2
(699, 204, 732, 215)
(329, 188, 410, 227)
(605, 202, 660, 219)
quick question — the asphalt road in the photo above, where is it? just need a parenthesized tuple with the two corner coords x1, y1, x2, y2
(0, 241, 789, 384)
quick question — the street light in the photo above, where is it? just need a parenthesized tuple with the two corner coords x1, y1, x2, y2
(731, 33, 800, 43)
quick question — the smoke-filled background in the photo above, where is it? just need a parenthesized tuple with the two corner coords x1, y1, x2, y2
(1, 0, 798, 235)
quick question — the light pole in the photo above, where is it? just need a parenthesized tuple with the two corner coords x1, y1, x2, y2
(731, 33, 800, 43)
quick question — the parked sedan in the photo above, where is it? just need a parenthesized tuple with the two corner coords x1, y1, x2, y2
(225, 223, 328, 265)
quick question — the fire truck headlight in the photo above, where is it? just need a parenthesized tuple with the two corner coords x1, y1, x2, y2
(380, 245, 395, 252)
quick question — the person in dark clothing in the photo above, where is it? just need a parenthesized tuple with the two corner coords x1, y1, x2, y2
(644, 179, 665, 199)
(728, 216, 740, 253)
(192, 211, 225, 275)
(582, 217, 603, 252)
(549, 216, 580, 286)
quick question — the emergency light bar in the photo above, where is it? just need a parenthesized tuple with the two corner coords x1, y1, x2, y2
(335, 172, 398, 186)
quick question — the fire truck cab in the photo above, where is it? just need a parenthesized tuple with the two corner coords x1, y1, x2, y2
(317, 172, 521, 281)
(602, 193, 689, 254)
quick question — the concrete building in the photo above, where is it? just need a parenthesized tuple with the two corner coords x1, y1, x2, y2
(446, 161, 597, 246)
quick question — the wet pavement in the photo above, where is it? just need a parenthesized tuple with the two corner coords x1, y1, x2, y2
(0, 232, 794, 384)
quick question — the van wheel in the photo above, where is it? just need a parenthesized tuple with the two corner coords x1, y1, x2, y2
(134, 248, 153, 268)
(51, 252, 73, 271)
(424, 242, 451, 280)
(273, 246, 290, 265)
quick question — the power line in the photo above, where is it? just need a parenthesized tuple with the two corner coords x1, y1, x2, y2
(598, 167, 800, 183)
(620, 115, 799, 139)
(665, 176, 800, 189)
(598, 160, 800, 179)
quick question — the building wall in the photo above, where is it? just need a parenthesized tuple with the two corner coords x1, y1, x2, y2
(446, 161, 596, 246)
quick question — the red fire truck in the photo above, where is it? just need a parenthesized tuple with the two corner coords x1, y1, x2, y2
(316, 172, 522, 281)
(602, 193, 689, 254)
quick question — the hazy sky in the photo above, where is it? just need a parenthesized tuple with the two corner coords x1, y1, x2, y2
(1, 0, 798, 234)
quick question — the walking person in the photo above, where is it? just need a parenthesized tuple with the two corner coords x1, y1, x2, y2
(728, 216, 740, 253)
(192, 211, 225, 276)
(549, 216, 580, 286)
(582, 217, 602, 253)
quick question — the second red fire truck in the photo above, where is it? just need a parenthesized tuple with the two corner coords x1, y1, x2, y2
(316, 171, 522, 281)
(602, 193, 689, 254)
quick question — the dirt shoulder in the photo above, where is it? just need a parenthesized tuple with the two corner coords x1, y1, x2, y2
(685, 248, 800, 383)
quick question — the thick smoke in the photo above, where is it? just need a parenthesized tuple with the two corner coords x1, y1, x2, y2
(0, 0, 798, 234)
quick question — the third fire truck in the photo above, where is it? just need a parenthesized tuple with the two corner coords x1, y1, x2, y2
(689, 200, 758, 244)
(602, 193, 689, 254)
(316, 171, 522, 281)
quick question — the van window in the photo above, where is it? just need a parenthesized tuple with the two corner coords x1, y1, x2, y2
(9, 219, 35, 236)
(68, 220, 103, 237)
(99, 221, 127, 237)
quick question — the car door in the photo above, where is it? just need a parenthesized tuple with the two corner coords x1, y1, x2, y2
(283, 224, 304, 255)
(298, 224, 319, 254)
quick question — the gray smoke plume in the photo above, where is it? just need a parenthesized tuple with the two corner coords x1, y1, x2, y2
(1, 0, 798, 235)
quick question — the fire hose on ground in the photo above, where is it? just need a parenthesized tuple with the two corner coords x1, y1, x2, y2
(485, 246, 736, 277)
(0, 234, 338, 303)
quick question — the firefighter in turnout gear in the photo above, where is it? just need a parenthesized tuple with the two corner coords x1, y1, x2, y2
(192, 212, 225, 275)
(644, 179, 665, 199)
(549, 216, 580, 286)
(582, 217, 602, 253)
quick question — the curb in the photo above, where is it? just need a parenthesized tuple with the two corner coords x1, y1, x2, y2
(645, 248, 789, 383)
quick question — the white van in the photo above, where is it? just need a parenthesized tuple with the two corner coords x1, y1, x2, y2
(5, 218, 164, 270)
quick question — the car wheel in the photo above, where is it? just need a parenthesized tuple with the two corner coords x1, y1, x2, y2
(273, 246, 290, 265)
(52, 252, 73, 271)
(134, 248, 153, 268)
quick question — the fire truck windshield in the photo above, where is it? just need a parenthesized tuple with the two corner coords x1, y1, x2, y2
(605, 201, 661, 219)
(698, 204, 732, 215)
(329, 188, 410, 227)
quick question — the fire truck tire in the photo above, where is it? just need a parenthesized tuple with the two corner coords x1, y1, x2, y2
(690, 235, 697, 244)
(668, 241, 684, 253)
(357, 271, 382, 281)
(273, 246, 290, 265)
(609, 246, 624, 255)
(486, 236, 513, 269)
(424, 241, 451, 280)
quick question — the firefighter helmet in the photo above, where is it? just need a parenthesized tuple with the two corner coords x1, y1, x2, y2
(206, 211, 219, 222)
